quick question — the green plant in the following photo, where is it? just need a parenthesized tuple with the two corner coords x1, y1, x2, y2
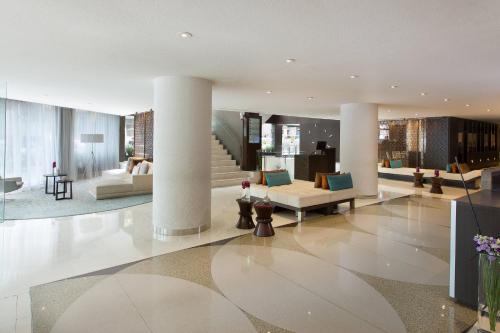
(479, 253, 500, 331)
(125, 145, 134, 158)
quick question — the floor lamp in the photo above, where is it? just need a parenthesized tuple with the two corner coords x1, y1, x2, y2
(80, 134, 104, 178)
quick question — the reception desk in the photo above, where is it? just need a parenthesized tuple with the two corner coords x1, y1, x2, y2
(450, 190, 500, 308)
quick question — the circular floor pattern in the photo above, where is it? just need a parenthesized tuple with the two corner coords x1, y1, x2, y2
(51, 273, 257, 333)
(293, 227, 449, 286)
(345, 212, 450, 249)
(211, 244, 407, 333)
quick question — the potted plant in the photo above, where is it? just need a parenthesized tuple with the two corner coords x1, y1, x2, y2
(474, 235, 500, 332)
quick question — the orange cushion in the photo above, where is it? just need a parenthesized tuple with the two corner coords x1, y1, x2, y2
(321, 175, 329, 189)
(451, 163, 458, 173)
(384, 159, 390, 168)
(315, 172, 339, 188)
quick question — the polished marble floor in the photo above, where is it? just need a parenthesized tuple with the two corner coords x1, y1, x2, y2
(0, 179, 477, 332)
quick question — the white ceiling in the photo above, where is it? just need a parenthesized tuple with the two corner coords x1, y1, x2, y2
(1, 0, 500, 121)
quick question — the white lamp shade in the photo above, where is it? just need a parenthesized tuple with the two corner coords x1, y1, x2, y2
(81, 134, 104, 143)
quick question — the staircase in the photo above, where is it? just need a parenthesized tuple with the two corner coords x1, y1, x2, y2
(211, 134, 250, 187)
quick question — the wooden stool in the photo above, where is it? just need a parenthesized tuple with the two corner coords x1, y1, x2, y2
(413, 172, 424, 188)
(254, 202, 274, 237)
(236, 198, 255, 229)
(430, 177, 443, 194)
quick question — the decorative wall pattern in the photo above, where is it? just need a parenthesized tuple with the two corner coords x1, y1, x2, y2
(134, 110, 154, 159)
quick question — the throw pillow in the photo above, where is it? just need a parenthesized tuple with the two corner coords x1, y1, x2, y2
(390, 160, 403, 168)
(147, 162, 153, 175)
(262, 169, 285, 185)
(314, 172, 339, 188)
(321, 175, 330, 189)
(265, 171, 292, 187)
(446, 164, 452, 173)
(132, 164, 140, 175)
(459, 163, 470, 173)
(127, 157, 135, 174)
(327, 173, 353, 191)
(451, 163, 458, 173)
(384, 159, 390, 168)
(139, 162, 149, 175)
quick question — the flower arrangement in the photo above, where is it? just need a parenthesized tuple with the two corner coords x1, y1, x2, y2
(474, 235, 500, 332)
(475, 235, 500, 258)
(416, 166, 420, 173)
(434, 169, 440, 177)
(52, 161, 57, 175)
(241, 180, 251, 201)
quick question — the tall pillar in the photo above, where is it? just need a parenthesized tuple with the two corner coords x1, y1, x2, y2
(340, 103, 378, 197)
(153, 76, 212, 235)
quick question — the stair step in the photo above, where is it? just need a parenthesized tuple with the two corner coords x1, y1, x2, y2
(211, 178, 247, 188)
(212, 159, 236, 167)
(211, 171, 250, 180)
(212, 154, 232, 161)
(211, 165, 241, 173)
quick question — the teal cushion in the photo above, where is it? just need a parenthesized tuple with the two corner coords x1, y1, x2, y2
(390, 160, 403, 168)
(327, 173, 353, 191)
(446, 164, 452, 173)
(265, 171, 292, 187)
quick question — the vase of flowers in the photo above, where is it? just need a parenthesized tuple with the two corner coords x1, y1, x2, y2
(416, 166, 420, 173)
(52, 161, 57, 175)
(434, 169, 440, 177)
(241, 180, 251, 201)
(474, 235, 500, 332)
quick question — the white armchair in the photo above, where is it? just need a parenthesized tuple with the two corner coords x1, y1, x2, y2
(1, 177, 24, 193)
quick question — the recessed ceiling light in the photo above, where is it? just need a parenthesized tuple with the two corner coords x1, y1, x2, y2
(444, 98, 449, 102)
(415, 113, 419, 116)
(307, 96, 314, 100)
(285, 58, 296, 63)
(349, 75, 359, 79)
(179, 32, 193, 38)
(265, 90, 272, 94)
(465, 104, 471, 107)
(387, 109, 392, 113)
(420, 92, 426, 96)
(390, 85, 398, 89)
(487, 109, 492, 112)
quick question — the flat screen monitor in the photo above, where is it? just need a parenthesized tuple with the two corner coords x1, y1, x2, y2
(316, 141, 327, 151)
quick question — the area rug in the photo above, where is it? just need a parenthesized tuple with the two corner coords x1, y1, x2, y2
(4, 178, 152, 220)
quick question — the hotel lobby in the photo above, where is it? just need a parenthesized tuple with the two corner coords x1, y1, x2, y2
(1, 1, 500, 333)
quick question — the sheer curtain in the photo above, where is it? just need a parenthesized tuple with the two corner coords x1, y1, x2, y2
(72, 110, 119, 179)
(5, 100, 59, 188)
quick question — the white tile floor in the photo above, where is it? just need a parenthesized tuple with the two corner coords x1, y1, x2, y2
(0, 179, 471, 332)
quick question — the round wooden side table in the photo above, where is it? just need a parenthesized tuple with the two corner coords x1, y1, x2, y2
(236, 198, 255, 229)
(413, 172, 424, 188)
(430, 177, 444, 194)
(253, 201, 274, 237)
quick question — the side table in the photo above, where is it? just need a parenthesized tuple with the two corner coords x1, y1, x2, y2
(44, 174, 67, 195)
(236, 198, 255, 229)
(430, 177, 443, 194)
(56, 179, 73, 200)
(413, 172, 424, 188)
(254, 201, 274, 237)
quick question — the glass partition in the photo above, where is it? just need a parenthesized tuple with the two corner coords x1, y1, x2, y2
(0, 82, 6, 222)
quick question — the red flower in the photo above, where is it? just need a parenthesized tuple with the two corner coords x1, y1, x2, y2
(241, 180, 250, 189)
(52, 161, 56, 168)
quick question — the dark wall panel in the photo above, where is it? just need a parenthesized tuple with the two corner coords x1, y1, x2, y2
(423, 117, 450, 169)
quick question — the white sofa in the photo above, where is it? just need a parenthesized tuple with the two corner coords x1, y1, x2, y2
(90, 162, 153, 199)
(377, 164, 482, 188)
(251, 179, 356, 221)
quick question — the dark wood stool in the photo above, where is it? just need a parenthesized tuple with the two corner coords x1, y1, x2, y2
(236, 198, 255, 229)
(254, 202, 274, 237)
(430, 177, 443, 194)
(413, 172, 424, 188)
(56, 179, 73, 200)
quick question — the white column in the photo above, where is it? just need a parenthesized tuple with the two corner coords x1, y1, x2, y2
(340, 103, 378, 197)
(153, 76, 212, 235)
